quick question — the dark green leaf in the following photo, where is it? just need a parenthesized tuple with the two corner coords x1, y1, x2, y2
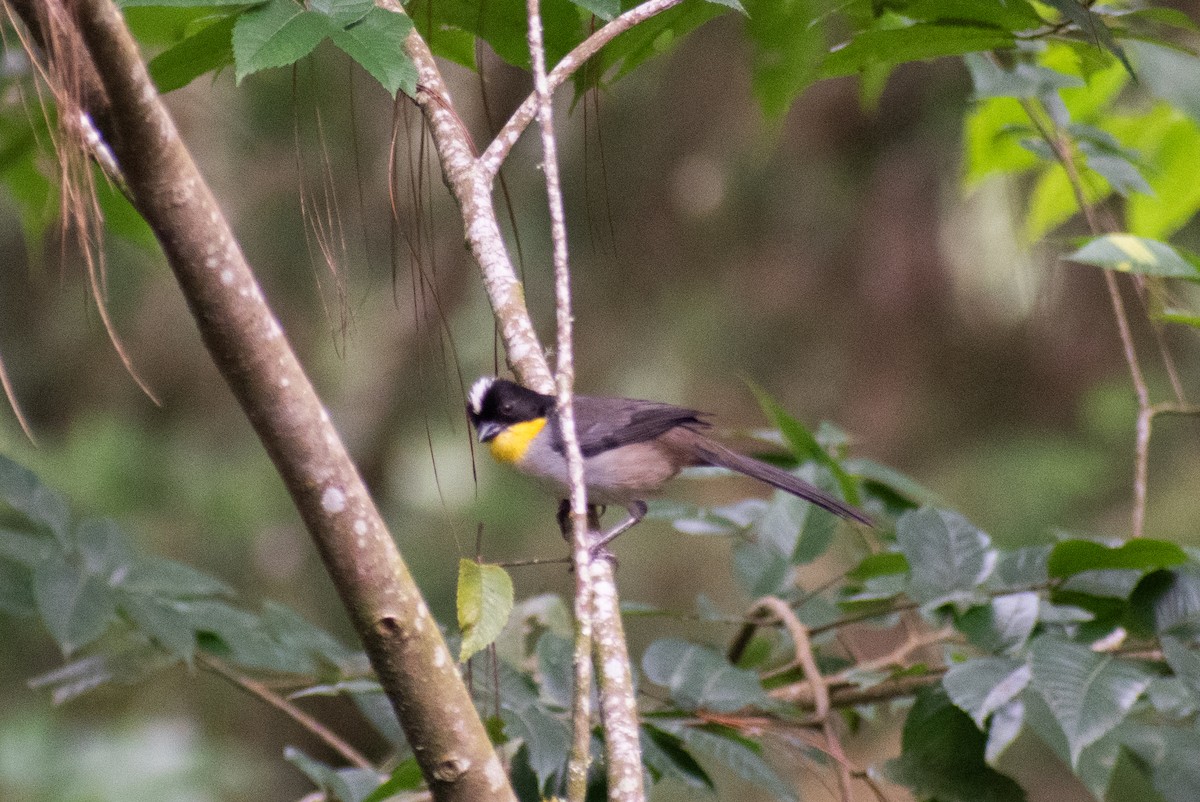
(1030, 636, 1153, 766)
(957, 592, 1039, 654)
(361, 759, 424, 802)
(309, 0, 373, 26)
(488, 664, 569, 788)
(117, 592, 198, 661)
(148, 12, 237, 92)
(641, 724, 714, 790)
(897, 508, 995, 606)
(943, 656, 1032, 729)
(535, 631, 574, 710)
(0, 526, 55, 567)
(233, 0, 333, 82)
(0, 559, 35, 616)
(1117, 722, 1200, 802)
(261, 600, 353, 666)
(1042, 0, 1131, 75)
(642, 638, 769, 712)
(1068, 234, 1200, 279)
(187, 599, 299, 671)
(898, 0, 1043, 29)
(74, 519, 133, 581)
(659, 721, 798, 802)
(1048, 538, 1188, 579)
(1161, 636, 1200, 703)
(405, 0, 584, 72)
(329, 8, 418, 97)
(119, 0, 249, 6)
(992, 545, 1050, 589)
(33, 553, 116, 654)
(885, 685, 1026, 802)
(844, 457, 942, 507)
(1128, 568, 1200, 636)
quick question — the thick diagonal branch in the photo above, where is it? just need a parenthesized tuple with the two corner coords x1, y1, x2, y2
(34, 1, 513, 799)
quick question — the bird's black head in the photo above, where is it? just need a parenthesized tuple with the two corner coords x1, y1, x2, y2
(467, 377, 554, 442)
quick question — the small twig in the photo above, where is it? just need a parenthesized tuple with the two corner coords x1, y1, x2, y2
(198, 653, 374, 770)
(481, 0, 687, 178)
(828, 626, 954, 685)
(751, 598, 854, 802)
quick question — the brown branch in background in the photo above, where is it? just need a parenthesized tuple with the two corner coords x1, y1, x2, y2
(0, 351, 36, 443)
(11, 1, 515, 799)
(752, 597, 855, 802)
(199, 654, 373, 770)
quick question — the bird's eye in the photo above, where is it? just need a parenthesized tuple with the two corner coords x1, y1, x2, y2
(501, 401, 514, 414)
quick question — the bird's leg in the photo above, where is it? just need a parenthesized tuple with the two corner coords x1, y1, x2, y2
(557, 501, 606, 539)
(589, 500, 648, 558)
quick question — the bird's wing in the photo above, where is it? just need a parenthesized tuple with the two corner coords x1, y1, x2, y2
(560, 396, 708, 457)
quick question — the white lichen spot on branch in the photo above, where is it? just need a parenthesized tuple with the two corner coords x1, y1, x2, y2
(321, 486, 347, 514)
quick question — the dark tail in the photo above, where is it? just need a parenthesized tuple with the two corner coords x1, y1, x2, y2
(686, 435, 873, 526)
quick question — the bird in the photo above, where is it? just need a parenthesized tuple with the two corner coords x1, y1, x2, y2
(466, 376, 872, 553)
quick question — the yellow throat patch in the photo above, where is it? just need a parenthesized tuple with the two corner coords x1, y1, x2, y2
(488, 418, 547, 464)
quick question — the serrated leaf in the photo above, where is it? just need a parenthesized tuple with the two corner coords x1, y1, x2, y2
(0, 455, 71, 541)
(944, 657, 1032, 729)
(148, 12, 237, 92)
(897, 508, 996, 607)
(886, 685, 1026, 802)
(1030, 636, 1153, 767)
(329, 8, 417, 97)
(457, 559, 514, 662)
(33, 553, 116, 654)
(642, 638, 769, 712)
(1067, 235, 1200, 279)
(233, 0, 333, 82)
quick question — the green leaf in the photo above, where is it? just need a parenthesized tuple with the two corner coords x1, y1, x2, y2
(118, 556, 234, 598)
(642, 638, 769, 712)
(1067, 234, 1200, 279)
(361, 759, 424, 802)
(569, 0, 618, 20)
(457, 559, 514, 662)
(535, 631, 574, 710)
(897, 508, 995, 606)
(1160, 636, 1200, 704)
(147, 12, 237, 92)
(885, 685, 1026, 802)
(746, 380, 857, 502)
(957, 592, 1039, 654)
(1041, 0, 1131, 76)
(1127, 40, 1200, 126)
(641, 724, 714, 790)
(1048, 538, 1188, 579)
(733, 539, 789, 597)
(755, 467, 836, 564)
(985, 699, 1025, 765)
(943, 656, 1032, 729)
(899, 0, 1043, 29)
(329, 8, 418, 97)
(847, 551, 909, 582)
(119, 0, 248, 6)
(741, 0, 824, 118)
(233, 0, 333, 82)
(33, 553, 116, 654)
(484, 663, 570, 787)
(118, 592, 198, 660)
(0, 559, 35, 615)
(820, 23, 1015, 79)
(185, 599, 298, 671)
(1030, 636, 1153, 767)
(0, 455, 71, 541)
(285, 746, 383, 802)
(1127, 568, 1200, 636)
(1119, 106, 1200, 240)
(405, 0, 584, 72)
(1157, 306, 1200, 328)
(261, 600, 353, 666)
(659, 721, 798, 802)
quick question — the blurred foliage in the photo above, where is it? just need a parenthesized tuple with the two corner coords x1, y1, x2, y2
(2, 0, 1200, 800)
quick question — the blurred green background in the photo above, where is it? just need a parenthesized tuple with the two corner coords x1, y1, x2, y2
(1, 9, 1199, 801)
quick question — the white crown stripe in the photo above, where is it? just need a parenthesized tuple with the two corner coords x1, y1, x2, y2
(468, 376, 495, 414)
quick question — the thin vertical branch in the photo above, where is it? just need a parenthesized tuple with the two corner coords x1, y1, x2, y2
(1019, 98, 1155, 538)
(523, 0, 599, 797)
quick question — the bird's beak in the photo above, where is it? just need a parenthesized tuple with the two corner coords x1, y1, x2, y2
(475, 421, 503, 443)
